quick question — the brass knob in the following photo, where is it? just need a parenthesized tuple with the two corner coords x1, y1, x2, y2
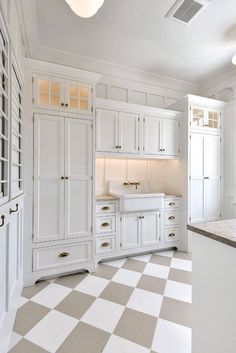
(65, 103, 68, 107)
(58, 252, 70, 258)
(101, 242, 110, 247)
(119, 145, 122, 149)
(168, 216, 175, 220)
(65, 176, 69, 180)
(169, 233, 175, 237)
(61, 102, 64, 106)
(0, 215, 5, 227)
(101, 222, 109, 227)
(162, 148, 165, 151)
(115, 145, 119, 149)
(101, 206, 110, 211)
(61, 176, 65, 180)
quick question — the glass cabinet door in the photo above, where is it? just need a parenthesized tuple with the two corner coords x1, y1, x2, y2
(191, 107, 205, 128)
(65, 81, 92, 114)
(34, 75, 64, 109)
(207, 110, 221, 130)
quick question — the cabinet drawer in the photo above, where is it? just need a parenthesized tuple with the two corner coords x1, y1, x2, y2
(33, 241, 92, 271)
(164, 210, 179, 226)
(96, 216, 116, 234)
(164, 199, 180, 209)
(96, 202, 116, 214)
(96, 235, 116, 254)
(164, 228, 179, 243)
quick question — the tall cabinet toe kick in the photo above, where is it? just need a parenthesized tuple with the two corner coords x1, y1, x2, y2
(95, 197, 181, 263)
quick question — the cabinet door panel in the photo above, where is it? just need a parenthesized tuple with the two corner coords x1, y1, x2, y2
(161, 119, 179, 156)
(190, 133, 204, 178)
(65, 80, 92, 114)
(119, 112, 139, 154)
(0, 218, 8, 326)
(34, 75, 64, 109)
(191, 107, 205, 128)
(96, 109, 118, 152)
(142, 212, 160, 246)
(206, 110, 221, 130)
(204, 180, 221, 221)
(34, 115, 65, 242)
(143, 117, 161, 154)
(204, 135, 220, 178)
(121, 214, 141, 250)
(65, 119, 92, 239)
(190, 179, 205, 222)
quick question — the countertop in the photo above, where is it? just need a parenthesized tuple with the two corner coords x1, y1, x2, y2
(187, 219, 236, 248)
(96, 194, 181, 201)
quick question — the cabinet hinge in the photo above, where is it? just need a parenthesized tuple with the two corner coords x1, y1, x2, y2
(189, 217, 192, 221)
(138, 146, 140, 151)
(91, 107, 94, 113)
(178, 122, 180, 127)
(32, 97, 35, 104)
(91, 176, 93, 181)
(143, 117, 146, 123)
(189, 135, 191, 139)
(32, 77, 34, 83)
(120, 242, 122, 247)
(220, 138, 222, 142)
(32, 234, 34, 239)
(91, 227, 93, 232)
(220, 213, 222, 218)
(138, 117, 140, 122)
(159, 236, 161, 242)
(190, 107, 192, 111)
(32, 175, 34, 181)
(91, 124, 93, 129)
(178, 148, 180, 153)
(120, 217, 122, 222)
(189, 176, 191, 180)
(159, 213, 161, 218)
(143, 147, 145, 151)
(91, 88, 93, 94)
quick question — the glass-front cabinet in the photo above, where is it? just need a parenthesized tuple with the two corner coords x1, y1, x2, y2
(191, 106, 221, 131)
(33, 74, 93, 115)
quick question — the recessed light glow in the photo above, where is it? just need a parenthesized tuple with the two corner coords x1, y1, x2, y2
(65, 0, 104, 18)
(232, 54, 236, 65)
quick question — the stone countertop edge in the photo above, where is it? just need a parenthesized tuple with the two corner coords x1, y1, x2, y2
(96, 194, 181, 201)
(187, 222, 236, 248)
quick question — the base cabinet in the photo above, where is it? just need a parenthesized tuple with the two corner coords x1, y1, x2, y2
(120, 213, 142, 250)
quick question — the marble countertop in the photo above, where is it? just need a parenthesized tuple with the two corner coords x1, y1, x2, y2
(187, 219, 236, 248)
(96, 195, 119, 201)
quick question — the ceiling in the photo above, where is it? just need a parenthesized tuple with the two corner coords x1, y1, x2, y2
(21, 0, 236, 84)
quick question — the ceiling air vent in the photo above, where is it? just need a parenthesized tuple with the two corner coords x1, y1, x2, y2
(166, 0, 211, 24)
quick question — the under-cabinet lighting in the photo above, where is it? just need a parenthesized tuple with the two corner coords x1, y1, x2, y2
(65, 0, 104, 18)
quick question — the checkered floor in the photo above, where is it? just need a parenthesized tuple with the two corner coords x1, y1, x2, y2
(9, 249, 192, 353)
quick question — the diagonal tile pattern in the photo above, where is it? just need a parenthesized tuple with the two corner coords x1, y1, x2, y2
(9, 250, 192, 353)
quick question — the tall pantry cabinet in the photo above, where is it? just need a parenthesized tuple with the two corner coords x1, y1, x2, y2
(24, 59, 101, 285)
(170, 95, 225, 251)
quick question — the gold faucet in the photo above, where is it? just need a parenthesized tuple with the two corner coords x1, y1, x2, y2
(123, 181, 141, 190)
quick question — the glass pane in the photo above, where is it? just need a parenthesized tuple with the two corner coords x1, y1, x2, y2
(208, 111, 219, 129)
(39, 80, 49, 93)
(51, 82, 60, 95)
(70, 85, 79, 97)
(40, 93, 49, 105)
(80, 87, 88, 99)
(80, 99, 88, 111)
(70, 97, 78, 109)
(51, 95, 60, 106)
(192, 108, 204, 127)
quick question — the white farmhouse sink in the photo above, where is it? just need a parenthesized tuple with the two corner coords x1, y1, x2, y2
(109, 180, 164, 212)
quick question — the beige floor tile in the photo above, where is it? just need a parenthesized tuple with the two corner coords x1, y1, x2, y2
(149, 254, 172, 267)
(122, 258, 147, 273)
(54, 272, 88, 289)
(160, 297, 192, 328)
(8, 339, 49, 353)
(13, 302, 50, 336)
(55, 290, 95, 319)
(137, 274, 166, 295)
(173, 251, 192, 260)
(21, 281, 49, 299)
(168, 268, 192, 285)
(92, 264, 118, 280)
(100, 282, 134, 305)
(114, 308, 157, 348)
(56, 321, 110, 353)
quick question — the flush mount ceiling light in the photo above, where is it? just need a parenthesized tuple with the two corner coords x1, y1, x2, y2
(65, 0, 104, 18)
(232, 54, 236, 65)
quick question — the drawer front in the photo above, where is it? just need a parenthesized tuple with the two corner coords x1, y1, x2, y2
(33, 241, 92, 271)
(96, 202, 116, 214)
(164, 199, 180, 209)
(96, 235, 116, 254)
(164, 228, 179, 243)
(96, 216, 116, 234)
(164, 210, 179, 226)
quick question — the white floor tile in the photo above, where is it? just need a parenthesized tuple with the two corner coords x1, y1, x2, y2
(171, 258, 192, 272)
(152, 318, 191, 353)
(81, 298, 124, 333)
(103, 334, 150, 353)
(18, 296, 28, 308)
(8, 332, 22, 350)
(105, 258, 127, 268)
(156, 250, 174, 257)
(131, 253, 152, 262)
(75, 274, 109, 297)
(31, 283, 72, 309)
(112, 268, 142, 287)
(164, 280, 192, 303)
(25, 310, 78, 353)
(143, 263, 169, 279)
(127, 288, 163, 317)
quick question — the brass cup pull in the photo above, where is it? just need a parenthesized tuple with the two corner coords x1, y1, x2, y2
(101, 206, 110, 211)
(101, 222, 110, 227)
(58, 252, 70, 258)
(168, 216, 175, 220)
(101, 242, 110, 247)
(169, 233, 175, 237)
(0, 215, 5, 227)
(10, 203, 19, 214)
(169, 202, 175, 206)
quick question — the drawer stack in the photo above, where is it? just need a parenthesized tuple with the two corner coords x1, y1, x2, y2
(95, 200, 118, 256)
(164, 198, 180, 244)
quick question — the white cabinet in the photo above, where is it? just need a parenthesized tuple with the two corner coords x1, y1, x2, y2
(191, 106, 221, 132)
(143, 116, 180, 156)
(190, 133, 221, 222)
(33, 74, 93, 115)
(33, 114, 93, 242)
(96, 109, 140, 154)
(121, 211, 160, 250)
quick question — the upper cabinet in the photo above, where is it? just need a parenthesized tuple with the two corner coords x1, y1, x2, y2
(191, 106, 221, 132)
(33, 74, 93, 115)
